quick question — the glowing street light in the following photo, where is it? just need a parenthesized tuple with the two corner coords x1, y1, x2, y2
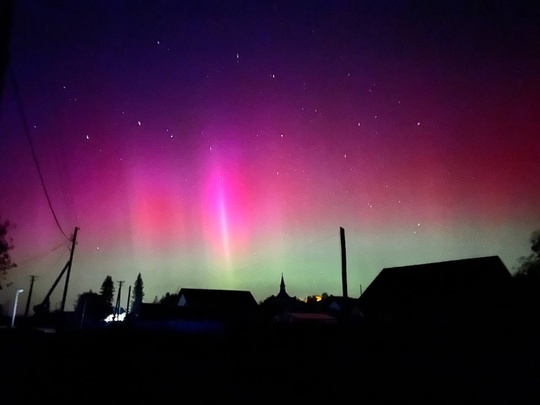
(11, 289, 24, 328)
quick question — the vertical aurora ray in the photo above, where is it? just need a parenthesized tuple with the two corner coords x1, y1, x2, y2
(202, 155, 252, 271)
(217, 180, 232, 269)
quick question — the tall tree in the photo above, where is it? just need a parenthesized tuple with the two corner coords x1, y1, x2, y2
(99, 275, 115, 315)
(515, 229, 540, 279)
(130, 273, 144, 316)
(0, 217, 17, 290)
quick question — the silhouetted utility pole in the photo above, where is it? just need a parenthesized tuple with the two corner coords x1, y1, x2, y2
(340, 227, 348, 298)
(24, 275, 37, 317)
(126, 285, 131, 315)
(60, 226, 79, 313)
(114, 280, 124, 321)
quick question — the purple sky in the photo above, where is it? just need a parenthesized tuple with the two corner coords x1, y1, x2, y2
(1, 1, 539, 312)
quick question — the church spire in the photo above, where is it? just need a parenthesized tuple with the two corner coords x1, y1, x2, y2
(277, 273, 290, 300)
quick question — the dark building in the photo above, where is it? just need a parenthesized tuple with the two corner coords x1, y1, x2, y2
(274, 273, 295, 305)
(259, 274, 305, 320)
(357, 255, 513, 331)
(177, 288, 259, 315)
(131, 288, 260, 334)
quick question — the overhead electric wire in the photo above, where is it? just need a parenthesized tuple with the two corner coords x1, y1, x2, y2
(9, 67, 70, 240)
(17, 241, 70, 268)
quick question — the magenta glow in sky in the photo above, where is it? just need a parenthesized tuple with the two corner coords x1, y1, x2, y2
(1, 1, 539, 312)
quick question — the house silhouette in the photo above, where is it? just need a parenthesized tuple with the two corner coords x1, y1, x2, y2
(177, 287, 259, 315)
(357, 255, 513, 330)
(132, 287, 260, 333)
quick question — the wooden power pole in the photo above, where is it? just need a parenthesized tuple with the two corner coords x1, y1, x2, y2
(340, 226, 348, 298)
(126, 284, 132, 315)
(24, 275, 37, 317)
(114, 280, 125, 320)
(60, 226, 79, 313)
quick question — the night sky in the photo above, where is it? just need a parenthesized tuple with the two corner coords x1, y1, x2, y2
(1, 1, 539, 312)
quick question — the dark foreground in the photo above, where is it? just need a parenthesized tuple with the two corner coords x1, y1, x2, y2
(2, 320, 539, 404)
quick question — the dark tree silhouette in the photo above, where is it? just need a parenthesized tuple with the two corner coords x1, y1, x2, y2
(99, 275, 115, 315)
(512, 229, 540, 322)
(159, 291, 180, 306)
(306, 295, 318, 304)
(74, 290, 110, 325)
(130, 273, 144, 316)
(514, 229, 540, 280)
(0, 217, 17, 290)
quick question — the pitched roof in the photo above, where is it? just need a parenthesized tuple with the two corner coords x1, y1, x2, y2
(177, 288, 259, 310)
(358, 255, 512, 312)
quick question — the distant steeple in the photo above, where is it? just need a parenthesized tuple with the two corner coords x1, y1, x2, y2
(277, 273, 290, 300)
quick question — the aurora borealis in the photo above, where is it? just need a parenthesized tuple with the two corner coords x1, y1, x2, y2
(1, 1, 539, 312)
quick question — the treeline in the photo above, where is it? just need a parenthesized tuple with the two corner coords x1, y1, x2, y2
(73, 273, 144, 325)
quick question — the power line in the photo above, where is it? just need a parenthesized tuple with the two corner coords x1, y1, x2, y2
(17, 241, 69, 268)
(9, 68, 70, 240)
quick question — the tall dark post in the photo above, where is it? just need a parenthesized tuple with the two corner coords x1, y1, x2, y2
(60, 226, 79, 313)
(340, 227, 348, 298)
(24, 275, 37, 317)
(126, 285, 132, 315)
(115, 280, 124, 321)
